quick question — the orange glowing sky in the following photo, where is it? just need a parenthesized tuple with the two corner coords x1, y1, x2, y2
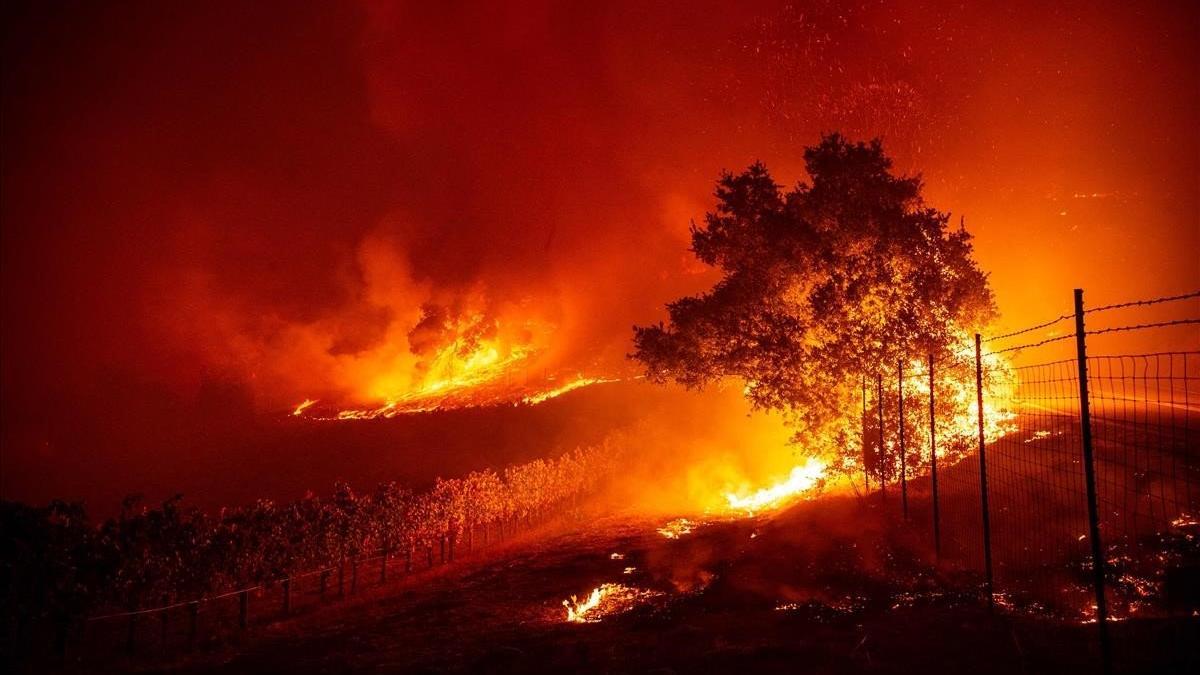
(2, 0, 1197, 506)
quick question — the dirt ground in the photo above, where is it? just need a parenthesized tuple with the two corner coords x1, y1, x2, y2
(94, 492, 1190, 675)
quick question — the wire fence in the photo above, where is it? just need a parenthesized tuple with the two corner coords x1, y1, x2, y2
(862, 288, 1200, 673)
(2, 443, 623, 667)
(7, 289, 1196, 671)
(72, 516, 551, 662)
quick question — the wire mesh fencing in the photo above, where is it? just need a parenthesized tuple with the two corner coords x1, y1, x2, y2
(864, 288, 1200, 672)
(69, 515, 557, 662)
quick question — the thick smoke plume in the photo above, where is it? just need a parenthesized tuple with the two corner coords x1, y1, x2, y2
(3, 0, 1196, 507)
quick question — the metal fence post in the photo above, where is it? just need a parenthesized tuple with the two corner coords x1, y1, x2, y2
(238, 590, 248, 629)
(975, 334, 995, 610)
(282, 578, 291, 615)
(862, 375, 870, 492)
(898, 359, 908, 519)
(126, 612, 136, 657)
(187, 602, 198, 651)
(1074, 288, 1112, 673)
(159, 594, 168, 649)
(928, 353, 940, 560)
(877, 373, 886, 500)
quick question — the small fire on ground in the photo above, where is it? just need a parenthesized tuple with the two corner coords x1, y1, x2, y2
(653, 459, 828, 540)
(562, 583, 661, 623)
(657, 518, 695, 539)
(292, 398, 318, 416)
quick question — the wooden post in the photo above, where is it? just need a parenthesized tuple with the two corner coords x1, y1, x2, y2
(351, 559, 359, 595)
(320, 570, 330, 602)
(338, 558, 345, 598)
(238, 591, 248, 630)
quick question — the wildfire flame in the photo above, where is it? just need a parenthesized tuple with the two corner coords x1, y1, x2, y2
(291, 398, 318, 417)
(325, 374, 618, 419)
(656, 518, 695, 539)
(724, 458, 827, 514)
(563, 585, 610, 622)
(562, 583, 659, 623)
(334, 329, 537, 418)
(905, 334, 1018, 455)
(522, 376, 617, 405)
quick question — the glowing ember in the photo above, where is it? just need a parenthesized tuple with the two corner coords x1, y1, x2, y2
(291, 398, 318, 416)
(1170, 514, 1198, 528)
(657, 518, 695, 539)
(562, 583, 659, 623)
(609, 552, 625, 560)
(724, 458, 827, 513)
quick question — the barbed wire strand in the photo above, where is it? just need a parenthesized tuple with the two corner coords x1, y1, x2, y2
(1086, 317, 1200, 336)
(990, 333, 1076, 355)
(983, 314, 1074, 343)
(983, 290, 1200, 344)
(1085, 290, 1200, 315)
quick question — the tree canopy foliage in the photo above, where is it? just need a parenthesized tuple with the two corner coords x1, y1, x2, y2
(633, 134, 995, 451)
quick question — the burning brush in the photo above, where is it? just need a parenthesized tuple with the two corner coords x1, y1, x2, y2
(562, 583, 661, 623)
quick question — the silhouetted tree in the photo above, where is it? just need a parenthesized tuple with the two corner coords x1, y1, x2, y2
(632, 134, 995, 456)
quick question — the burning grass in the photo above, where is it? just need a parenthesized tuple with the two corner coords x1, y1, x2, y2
(657, 518, 696, 539)
(562, 583, 662, 623)
(723, 458, 827, 514)
(293, 374, 620, 419)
